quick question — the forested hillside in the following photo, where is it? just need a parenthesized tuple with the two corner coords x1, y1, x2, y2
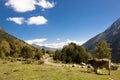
(0, 28, 44, 59)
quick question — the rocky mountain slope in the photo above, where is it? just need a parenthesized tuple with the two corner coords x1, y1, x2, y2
(83, 18, 120, 62)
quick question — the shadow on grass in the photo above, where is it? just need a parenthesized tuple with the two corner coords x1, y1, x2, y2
(4, 69, 20, 76)
(4, 72, 11, 75)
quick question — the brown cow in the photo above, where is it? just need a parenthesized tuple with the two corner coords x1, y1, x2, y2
(87, 59, 111, 75)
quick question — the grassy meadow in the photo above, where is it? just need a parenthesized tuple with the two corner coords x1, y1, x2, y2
(0, 59, 120, 80)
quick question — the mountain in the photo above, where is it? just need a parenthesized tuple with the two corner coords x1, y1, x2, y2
(32, 44, 42, 49)
(32, 44, 57, 51)
(40, 46, 57, 51)
(0, 28, 34, 48)
(83, 18, 120, 62)
(0, 28, 43, 58)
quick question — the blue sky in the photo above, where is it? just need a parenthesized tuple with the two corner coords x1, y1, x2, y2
(0, 0, 120, 48)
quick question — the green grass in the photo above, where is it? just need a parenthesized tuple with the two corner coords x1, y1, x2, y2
(0, 60, 120, 80)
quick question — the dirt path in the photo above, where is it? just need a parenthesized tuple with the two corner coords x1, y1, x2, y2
(44, 57, 81, 68)
(44, 58, 62, 66)
(44, 58, 52, 65)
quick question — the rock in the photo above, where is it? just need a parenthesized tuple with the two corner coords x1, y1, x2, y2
(72, 64, 76, 67)
(81, 62, 86, 66)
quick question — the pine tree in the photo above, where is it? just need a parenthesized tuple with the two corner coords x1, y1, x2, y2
(53, 50, 61, 60)
(95, 40, 111, 59)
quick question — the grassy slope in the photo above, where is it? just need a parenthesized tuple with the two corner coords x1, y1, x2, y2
(0, 60, 119, 80)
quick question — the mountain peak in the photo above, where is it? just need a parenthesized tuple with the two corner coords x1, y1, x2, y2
(106, 18, 120, 31)
(113, 18, 120, 29)
(103, 18, 120, 38)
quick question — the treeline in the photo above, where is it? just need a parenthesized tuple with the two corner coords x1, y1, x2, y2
(0, 39, 44, 60)
(53, 41, 112, 64)
(53, 43, 93, 64)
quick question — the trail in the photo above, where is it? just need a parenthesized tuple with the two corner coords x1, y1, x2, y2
(44, 57, 62, 66)
(44, 57, 81, 68)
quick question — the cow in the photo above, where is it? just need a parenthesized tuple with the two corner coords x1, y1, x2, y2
(87, 59, 111, 75)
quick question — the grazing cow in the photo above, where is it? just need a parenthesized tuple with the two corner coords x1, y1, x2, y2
(87, 59, 111, 75)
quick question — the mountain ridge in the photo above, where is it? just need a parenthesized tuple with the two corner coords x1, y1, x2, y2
(32, 44, 57, 51)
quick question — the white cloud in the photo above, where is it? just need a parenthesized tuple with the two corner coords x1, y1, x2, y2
(7, 16, 47, 25)
(5, 0, 36, 12)
(26, 38, 86, 49)
(65, 40, 86, 46)
(38, 42, 65, 49)
(37, 40, 86, 49)
(36, 0, 55, 9)
(27, 16, 48, 25)
(7, 17, 24, 25)
(26, 38, 47, 44)
(5, 0, 55, 12)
